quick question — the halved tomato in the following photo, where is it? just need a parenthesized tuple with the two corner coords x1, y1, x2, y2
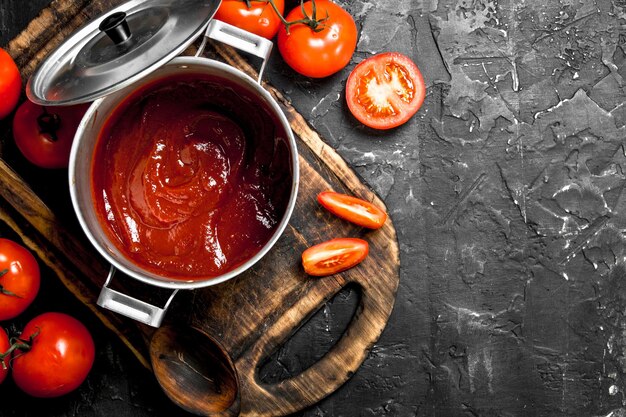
(346, 52, 425, 130)
(302, 238, 369, 277)
(318, 191, 387, 229)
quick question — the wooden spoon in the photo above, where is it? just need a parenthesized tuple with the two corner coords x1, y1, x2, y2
(150, 325, 240, 416)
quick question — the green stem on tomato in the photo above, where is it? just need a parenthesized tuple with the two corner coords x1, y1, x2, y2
(0, 342, 25, 369)
(244, 0, 329, 34)
(310, 0, 317, 22)
(0, 329, 40, 370)
(0, 284, 22, 298)
(37, 107, 61, 142)
(0, 269, 22, 298)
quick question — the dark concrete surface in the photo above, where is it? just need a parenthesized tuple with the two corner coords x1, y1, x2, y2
(2, 0, 626, 416)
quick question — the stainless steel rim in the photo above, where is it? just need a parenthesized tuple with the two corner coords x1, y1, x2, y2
(69, 57, 299, 290)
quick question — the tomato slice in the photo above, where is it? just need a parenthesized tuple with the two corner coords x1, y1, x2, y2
(302, 238, 369, 277)
(346, 52, 425, 130)
(318, 191, 387, 229)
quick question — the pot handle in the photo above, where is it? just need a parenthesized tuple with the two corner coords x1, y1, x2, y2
(97, 266, 178, 328)
(196, 19, 273, 83)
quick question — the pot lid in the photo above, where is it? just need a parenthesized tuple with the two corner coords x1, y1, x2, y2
(27, 0, 221, 106)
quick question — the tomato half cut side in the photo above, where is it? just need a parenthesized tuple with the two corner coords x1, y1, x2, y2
(302, 238, 369, 277)
(318, 191, 387, 229)
(346, 52, 425, 130)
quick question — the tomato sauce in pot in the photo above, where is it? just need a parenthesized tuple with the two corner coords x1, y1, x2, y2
(91, 73, 293, 280)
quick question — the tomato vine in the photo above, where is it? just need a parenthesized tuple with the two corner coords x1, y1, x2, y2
(0, 329, 39, 370)
(244, 0, 329, 33)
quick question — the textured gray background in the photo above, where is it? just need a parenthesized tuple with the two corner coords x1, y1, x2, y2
(1, 0, 626, 416)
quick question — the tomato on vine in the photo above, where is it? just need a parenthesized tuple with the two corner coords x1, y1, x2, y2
(277, 0, 357, 78)
(0, 238, 40, 321)
(215, 0, 285, 39)
(11, 312, 95, 398)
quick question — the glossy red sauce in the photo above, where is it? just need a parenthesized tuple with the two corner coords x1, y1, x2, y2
(91, 73, 293, 280)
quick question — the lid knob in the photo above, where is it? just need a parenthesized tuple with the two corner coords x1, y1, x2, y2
(99, 11, 131, 44)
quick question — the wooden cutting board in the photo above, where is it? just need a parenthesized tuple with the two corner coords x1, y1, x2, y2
(0, 1, 400, 416)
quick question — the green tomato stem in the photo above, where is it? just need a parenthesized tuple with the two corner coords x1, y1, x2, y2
(0, 328, 40, 369)
(0, 284, 22, 298)
(243, 0, 329, 34)
(0, 269, 21, 297)
(37, 107, 61, 142)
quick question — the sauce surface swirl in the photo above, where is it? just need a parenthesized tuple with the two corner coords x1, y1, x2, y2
(91, 74, 292, 280)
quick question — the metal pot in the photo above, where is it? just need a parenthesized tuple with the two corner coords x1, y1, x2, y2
(28, 2, 298, 327)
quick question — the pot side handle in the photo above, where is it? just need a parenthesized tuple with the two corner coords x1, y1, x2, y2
(196, 19, 273, 84)
(97, 266, 178, 328)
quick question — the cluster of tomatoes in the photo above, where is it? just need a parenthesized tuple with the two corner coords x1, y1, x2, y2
(215, 0, 426, 130)
(0, 238, 95, 398)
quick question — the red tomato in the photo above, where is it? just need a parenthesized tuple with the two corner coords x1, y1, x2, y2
(12, 312, 95, 398)
(277, 1, 357, 78)
(318, 191, 387, 229)
(0, 327, 8, 384)
(13, 101, 89, 169)
(302, 238, 368, 276)
(0, 49, 21, 120)
(346, 52, 425, 130)
(0, 239, 40, 321)
(215, 0, 285, 39)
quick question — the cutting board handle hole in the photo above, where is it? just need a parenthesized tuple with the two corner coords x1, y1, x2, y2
(257, 283, 360, 384)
